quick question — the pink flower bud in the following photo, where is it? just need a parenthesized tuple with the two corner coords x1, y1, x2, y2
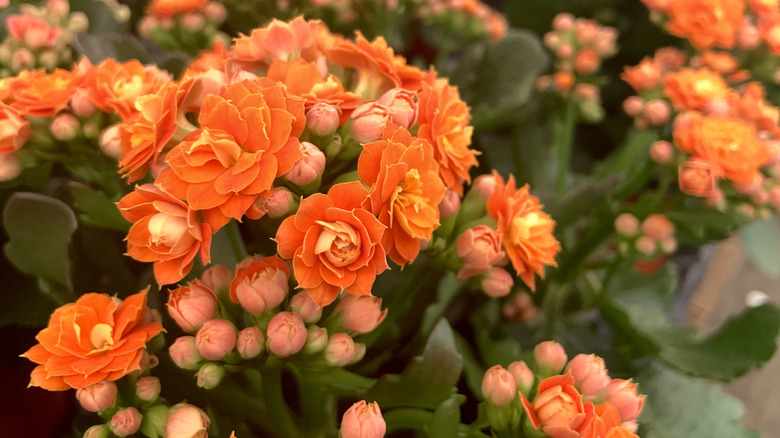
(635, 236, 657, 255)
(574, 83, 599, 101)
(324, 332, 356, 366)
(196, 362, 226, 389)
(266, 311, 307, 357)
(237, 326, 265, 359)
(230, 255, 290, 316)
(377, 88, 418, 129)
(303, 325, 329, 355)
(481, 365, 517, 406)
(83, 425, 110, 438)
(135, 376, 161, 402)
(334, 295, 388, 335)
(507, 360, 534, 395)
(456, 225, 507, 280)
(350, 102, 391, 144)
(47, 0, 70, 20)
(265, 187, 297, 218)
(649, 140, 673, 164)
(614, 213, 639, 237)
(602, 379, 645, 422)
(195, 319, 237, 361)
(166, 403, 210, 438)
(0, 153, 21, 181)
(659, 236, 677, 254)
(678, 160, 716, 197)
(552, 13, 574, 31)
(137, 16, 157, 38)
(99, 124, 122, 159)
(351, 342, 366, 364)
(50, 113, 79, 141)
(200, 264, 233, 294)
(737, 23, 760, 51)
(643, 99, 670, 126)
(203, 2, 227, 22)
(306, 103, 340, 136)
(481, 267, 514, 298)
(76, 381, 117, 412)
(340, 401, 386, 438)
(181, 13, 206, 32)
(641, 214, 674, 240)
(471, 174, 497, 199)
(534, 341, 567, 374)
(556, 44, 573, 59)
(574, 49, 600, 74)
(622, 96, 644, 117)
(167, 280, 218, 333)
(70, 88, 96, 117)
(566, 354, 611, 397)
(109, 407, 142, 437)
(284, 141, 326, 186)
(543, 32, 560, 49)
(290, 291, 322, 323)
(11, 48, 35, 71)
(439, 190, 461, 219)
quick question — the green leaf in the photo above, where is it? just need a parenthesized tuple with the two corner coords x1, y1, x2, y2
(664, 198, 751, 244)
(546, 175, 622, 228)
(69, 183, 129, 232)
(365, 319, 464, 409)
(739, 216, 780, 279)
(0, 265, 59, 327)
(3, 192, 77, 286)
(73, 33, 151, 64)
(636, 365, 759, 438)
(427, 397, 461, 438)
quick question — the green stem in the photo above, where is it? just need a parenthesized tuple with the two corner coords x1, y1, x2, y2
(541, 282, 571, 340)
(383, 408, 433, 433)
(294, 369, 336, 438)
(225, 220, 248, 263)
(260, 364, 302, 438)
(554, 99, 578, 197)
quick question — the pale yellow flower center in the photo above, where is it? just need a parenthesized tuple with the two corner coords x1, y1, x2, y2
(148, 212, 188, 247)
(315, 220, 361, 267)
(90, 323, 114, 350)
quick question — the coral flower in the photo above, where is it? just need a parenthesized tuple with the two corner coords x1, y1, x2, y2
(231, 17, 323, 72)
(186, 42, 229, 74)
(730, 82, 780, 132)
(147, 0, 208, 17)
(663, 68, 730, 111)
(21, 289, 164, 391)
(487, 172, 560, 290)
(579, 402, 632, 438)
(263, 58, 360, 114)
(416, 77, 478, 194)
(10, 69, 77, 117)
(157, 80, 305, 231)
(6, 14, 62, 50)
(86, 59, 171, 119)
(118, 184, 212, 286)
(0, 103, 31, 153)
(622, 58, 663, 92)
(666, 0, 745, 49)
(520, 373, 596, 438)
(275, 182, 389, 306)
(358, 124, 447, 266)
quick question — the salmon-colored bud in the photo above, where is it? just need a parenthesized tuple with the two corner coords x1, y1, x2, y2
(643, 99, 670, 126)
(649, 140, 673, 164)
(623, 96, 644, 116)
(290, 292, 322, 323)
(553, 13, 574, 31)
(196, 362, 226, 389)
(284, 141, 326, 186)
(200, 264, 233, 294)
(237, 326, 264, 359)
(635, 236, 657, 255)
(136, 376, 161, 402)
(553, 71, 575, 92)
(47, 0, 71, 20)
(306, 103, 340, 137)
(303, 325, 328, 355)
(481, 365, 517, 406)
(83, 425, 110, 438)
(472, 174, 497, 199)
(266, 187, 297, 218)
(324, 332, 356, 366)
(70, 88, 96, 117)
(614, 213, 639, 237)
(566, 354, 611, 397)
(456, 225, 507, 280)
(574, 49, 600, 74)
(544, 32, 560, 49)
(737, 23, 760, 51)
(575, 20, 598, 44)
(556, 44, 574, 59)
(350, 102, 391, 144)
(11, 48, 34, 71)
(351, 342, 366, 364)
(508, 360, 535, 395)
(195, 319, 237, 361)
(76, 381, 117, 412)
(68, 12, 89, 33)
(660, 236, 677, 253)
(110, 407, 142, 437)
(602, 379, 645, 422)
(266, 311, 307, 357)
(481, 267, 514, 298)
(377, 88, 418, 129)
(704, 98, 730, 117)
(534, 341, 567, 374)
(334, 295, 388, 334)
(574, 83, 599, 101)
(641, 214, 674, 240)
(203, 2, 227, 22)
(99, 124, 122, 159)
(340, 401, 386, 438)
(50, 113, 79, 141)
(137, 16, 157, 38)
(678, 160, 716, 197)
(167, 280, 218, 333)
(230, 255, 290, 316)
(166, 403, 210, 438)
(439, 189, 461, 219)
(181, 13, 206, 32)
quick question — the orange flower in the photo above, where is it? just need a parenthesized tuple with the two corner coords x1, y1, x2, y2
(358, 124, 447, 266)
(326, 32, 425, 99)
(666, 0, 744, 49)
(119, 78, 200, 182)
(118, 184, 212, 286)
(186, 42, 229, 75)
(157, 80, 305, 231)
(622, 58, 662, 92)
(678, 159, 716, 196)
(486, 172, 560, 290)
(520, 373, 596, 438)
(263, 58, 360, 114)
(416, 77, 478, 194)
(749, 0, 780, 17)
(275, 182, 389, 306)
(697, 51, 739, 74)
(231, 17, 323, 72)
(21, 289, 163, 391)
(0, 103, 30, 153)
(86, 59, 170, 119)
(730, 82, 780, 132)
(9, 69, 77, 117)
(663, 68, 730, 111)
(673, 112, 768, 184)
(148, 0, 207, 17)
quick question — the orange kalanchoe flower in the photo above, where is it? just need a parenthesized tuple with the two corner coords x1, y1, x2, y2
(21, 289, 164, 391)
(276, 181, 389, 307)
(86, 59, 171, 119)
(417, 77, 478, 194)
(487, 172, 560, 290)
(673, 112, 769, 184)
(520, 373, 596, 438)
(157, 80, 305, 231)
(666, 0, 745, 49)
(663, 68, 730, 111)
(730, 82, 780, 132)
(621, 57, 662, 92)
(9, 69, 77, 117)
(358, 124, 447, 266)
(580, 402, 639, 438)
(186, 42, 229, 75)
(0, 103, 30, 154)
(118, 184, 212, 286)
(263, 58, 360, 115)
(147, 0, 208, 17)
(231, 17, 324, 72)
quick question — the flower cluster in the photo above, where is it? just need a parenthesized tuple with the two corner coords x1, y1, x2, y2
(481, 341, 645, 437)
(416, 0, 509, 41)
(138, 0, 227, 55)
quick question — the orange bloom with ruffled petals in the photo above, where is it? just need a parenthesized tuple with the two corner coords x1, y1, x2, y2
(87, 59, 170, 119)
(186, 42, 229, 75)
(118, 184, 212, 286)
(0, 103, 30, 153)
(231, 17, 323, 72)
(666, 0, 744, 49)
(275, 182, 389, 306)
(621, 57, 662, 92)
(9, 69, 77, 117)
(416, 77, 478, 194)
(21, 289, 164, 391)
(520, 373, 596, 438)
(730, 82, 780, 132)
(263, 58, 360, 115)
(663, 68, 730, 111)
(358, 124, 447, 266)
(148, 0, 207, 17)
(157, 80, 305, 231)
(487, 172, 560, 290)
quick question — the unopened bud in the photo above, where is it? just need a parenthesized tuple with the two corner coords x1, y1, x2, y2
(635, 236, 657, 255)
(678, 160, 715, 196)
(100, 124, 122, 159)
(10, 48, 35, 72)
(623, 96, 644, 116)
(351, 342, 366, 364)
(334, 295, 387, 335)
(643, 99, 670, 126)
(266, 187, 297, 218)
(196, 319, 237, 361)
(481, 365, 517, 406)
(83, 425, 110, 438)
(324, 332, 356, 366)
(166, 403, 211, 438)
(266, 311, 307, 357)
(290, 291, 322, 323)
(377, 88, 417, 129)
(566, 354, 610, 397)
(109, 407, 143, 437)
(552, 13, 574, 31)
(641, 214, 674, 240)
(471, 174, 496, 199)
(481, 267, 513, 298)
(601, 379, 645, 422)
(303, 325, 329, 355)
(649, 140, 673, 164)
(350, 102, 391, 144)
(181, 13, 206, 32)
(534, 340, 567, 375)
(196, 362, 226, 389)
(167, 280, 218, 333)
(507, 361, 534, 395)
(306, 103, 340, 137)
(284, 141, 325, 186)
(76, 381, 117, 412)
(200, 264, 233, 294)
(169, 336, 204, 370)
(237, 326, 265, 359)
(574, 49, 600, 74)
(340, 401, 386, 438)
(203, 2, 227, 23)
(614, 213, 639, 237)
(439, 190, 461, 220)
